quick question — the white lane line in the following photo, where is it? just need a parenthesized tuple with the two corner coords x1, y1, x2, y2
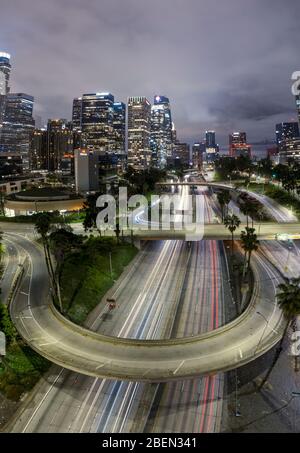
(39, 341, 58, 347)
(22, 369, 65, 433)
(96, 361, 111, 370)
(173, 360, 185, 375)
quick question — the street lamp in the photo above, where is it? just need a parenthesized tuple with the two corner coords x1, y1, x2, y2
(255, 311, 270, 355)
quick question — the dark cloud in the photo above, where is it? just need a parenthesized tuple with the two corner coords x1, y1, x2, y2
(0, 0, 299, 145)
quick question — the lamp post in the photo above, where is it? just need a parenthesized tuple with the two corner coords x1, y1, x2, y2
(255, 311, 270, 355)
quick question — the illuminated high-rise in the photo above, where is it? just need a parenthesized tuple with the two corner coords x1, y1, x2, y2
(0, 52, 11, 139)
(229, 132, 251, 158)
(80, 93, 115, 152)
(127, 96, 151, 170)
(0, 93, 35, 169)
(276, 122, 299, 149)
(113, 102, 126, 155)
(0, 52, 11, 95)
(205, 131, 216, 148)
(150, 95, 173, 169)
(72, 97, 82, 131)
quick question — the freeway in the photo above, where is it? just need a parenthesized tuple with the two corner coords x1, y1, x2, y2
(2, 183, 295, 433)
(8, 186, 228, 433)
(5, 201, 285, 382)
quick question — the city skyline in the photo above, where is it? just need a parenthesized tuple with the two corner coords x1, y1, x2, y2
(1, 0, 300, 146)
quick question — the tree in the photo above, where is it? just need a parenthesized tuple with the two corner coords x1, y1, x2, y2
(240, 227, 259, 277)
(114, 221, 121, 244)
(217, 190, 231, 222)
(0, 304, 17, 345)
(238, 195, 258, 228)
(0, 191, 6, 217)
(82, 194, 99, 232)
(34, 212, 63, 311)
(49, 228, 82, 291)
(236, 155, 254, 178)
(224, 214, 241, 256)
(257, 157, 273, 179)
(258, 278, 300, 390)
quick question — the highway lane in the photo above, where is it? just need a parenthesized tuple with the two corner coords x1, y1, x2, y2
(0, 236, 22, 304)
(144, 188, 227, 433)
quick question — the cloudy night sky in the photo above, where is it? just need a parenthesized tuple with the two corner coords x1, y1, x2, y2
(1, 0, 300, 147)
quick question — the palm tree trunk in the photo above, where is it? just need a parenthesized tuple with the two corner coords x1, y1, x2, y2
(258, 319, 291, 391)
(231, 231, 234, 257)
(247, 250, 252, 272)
(42, 241, 55, 289)
(242, 251, 248, 279)
(45, 241, 63, 312)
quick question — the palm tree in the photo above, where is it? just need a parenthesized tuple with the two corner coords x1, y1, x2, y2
(224, 214, 241, 256)
(238, 196, 254, 228)
(240, 227, 259, 278)
(34, 212, 63, 312)
(217, 190, 231, 222)
(258, 277, 300, 390)
(114, 221, 121, 244)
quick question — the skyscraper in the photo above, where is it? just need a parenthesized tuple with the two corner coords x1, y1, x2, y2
(80, 93, 115, 152)
(0, 93, 35, 169)
(276, 122, 299, 150)
(72, 97, 82, 131)
(30, 120, 81, 173)
(296, 95, 300, 126)
(192, 143, 203, 169)
(172, 142, 190, 166)
(127, 96, 151, 170)
(74, 149, 99, 193)
(0, 52, 11, 95)
(30, 128, 47, 170)
(205, 131, 216, 148)
(229, 132, 251, 157)
(113, 102, 126, 155)
(0, 52, 11, 140)
(150, 95, 173, 169)
(46, 119, 74, 171)
(205, 130, 219, 162)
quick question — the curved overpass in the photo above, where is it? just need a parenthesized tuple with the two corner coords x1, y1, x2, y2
(7, 232, 285, 382)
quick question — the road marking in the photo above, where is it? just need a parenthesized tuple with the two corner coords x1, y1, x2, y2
(22, 369, 65, 433)
(173, 360, 185, 375)
(96, 361, 111, 370)
(39, 341, 58, 347)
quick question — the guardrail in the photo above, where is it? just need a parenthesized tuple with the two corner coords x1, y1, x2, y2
(7, 257, 27, 306)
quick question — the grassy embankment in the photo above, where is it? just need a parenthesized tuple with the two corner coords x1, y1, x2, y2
(0, 305, 50, 401)
(60, 237, 138, 325)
